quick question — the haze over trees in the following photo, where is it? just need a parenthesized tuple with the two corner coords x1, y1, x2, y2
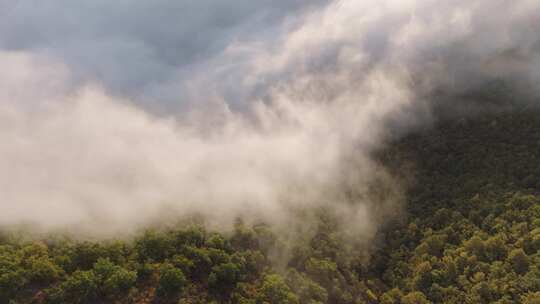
(2, 107, 540, 303)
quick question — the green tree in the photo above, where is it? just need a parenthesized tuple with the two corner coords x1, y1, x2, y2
(258, 274, 299, 304)
(522, 292, 540, 304)
(508, 249, 529, 274)
(47, 270, 99, 304)
(103, 268, 137, 295)
(209, 262, 241, 292)
(27, 255, 62, 284)
(158, 263, 187, 296)
(401, 291, 431, 304)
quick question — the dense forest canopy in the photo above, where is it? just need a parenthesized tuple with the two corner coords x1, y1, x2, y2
(2, 106, 539, 304)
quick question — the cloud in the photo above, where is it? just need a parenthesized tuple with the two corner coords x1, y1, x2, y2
(0, 0, 539, 237)
(0, 50, 405, 237)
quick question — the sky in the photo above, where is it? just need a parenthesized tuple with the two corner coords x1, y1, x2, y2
(0, 0, 326, 111)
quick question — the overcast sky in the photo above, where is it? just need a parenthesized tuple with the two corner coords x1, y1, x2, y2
(0, 0, 327, 111)
(1, 0, 538, 113)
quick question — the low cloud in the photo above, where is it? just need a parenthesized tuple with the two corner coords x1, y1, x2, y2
(0, 0, 539, 238)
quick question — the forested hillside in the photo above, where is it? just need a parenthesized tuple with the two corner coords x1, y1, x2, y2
(2, 108, 540, 304)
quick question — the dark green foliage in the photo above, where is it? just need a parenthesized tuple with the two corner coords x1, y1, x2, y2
(135, 230, 174, 262)
(209, 262, 240, 292)
(46, 270, 98, 303)
(401, 291, 431, 304)
(508, 249, 530, 275)
(158, 263, 187, 296)
(258, 274, 299, 304)
(0, 246, 27, 302)
(27, 255, 62, 284)
(93, 258, 137, 296)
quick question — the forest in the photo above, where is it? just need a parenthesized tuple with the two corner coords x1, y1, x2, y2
(1, 105, 539, 304)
